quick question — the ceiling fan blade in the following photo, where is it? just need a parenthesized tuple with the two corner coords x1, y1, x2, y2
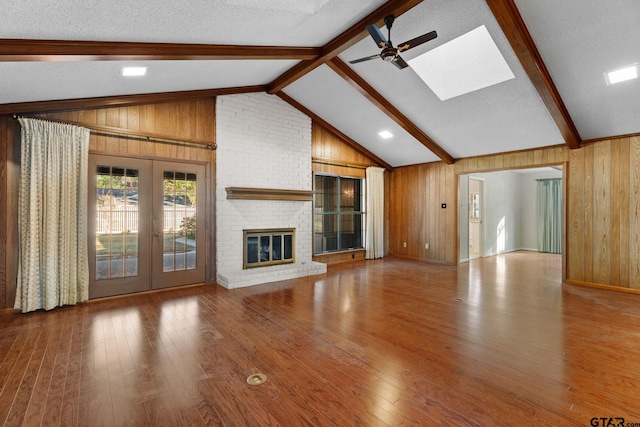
(397, 30, 438, 52)
(366, 24, 389, 49)
(349, 54, 381, 64)
(391, 55, 409, 70)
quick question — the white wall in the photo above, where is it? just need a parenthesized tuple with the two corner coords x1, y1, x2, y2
(480, 170, 522, 256)
(215, 92, 325, 288)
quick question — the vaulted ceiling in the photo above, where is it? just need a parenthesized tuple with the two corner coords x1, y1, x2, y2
(1, 0, 639, 168)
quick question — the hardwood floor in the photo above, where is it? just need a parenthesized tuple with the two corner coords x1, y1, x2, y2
(2, 251, 640, 426)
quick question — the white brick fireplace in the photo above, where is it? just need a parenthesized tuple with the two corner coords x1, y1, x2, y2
(215, 93, 326, 289)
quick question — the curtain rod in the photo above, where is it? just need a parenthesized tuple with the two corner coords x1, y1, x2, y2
(312, 156, 372, 170)
(13, 115, 216, 150)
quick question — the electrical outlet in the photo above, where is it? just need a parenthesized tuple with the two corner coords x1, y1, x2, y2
(425, 243, 429, 250)
(403, 242, 407, 248)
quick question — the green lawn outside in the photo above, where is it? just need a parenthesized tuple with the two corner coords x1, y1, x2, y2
(96, 233, 194, 256)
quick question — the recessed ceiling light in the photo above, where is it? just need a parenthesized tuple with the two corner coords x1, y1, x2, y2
(409, 25, 515, 101)
(121, 66, 147, 77)
(378, 130, 393, 139)
(605, 65, 637, 85)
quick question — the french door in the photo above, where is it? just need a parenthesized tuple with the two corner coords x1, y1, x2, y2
(88, 155, 206, 299)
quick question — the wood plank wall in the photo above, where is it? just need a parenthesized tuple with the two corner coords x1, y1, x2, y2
(567, 137, 640, 289)
(36, 100, 215, 161)
(311, 122, 378, 179)
(0, 117, 7, 308)
(311, 121, 383, 264)
(0, 99, 216, 308)
(388, 162, 457, 264)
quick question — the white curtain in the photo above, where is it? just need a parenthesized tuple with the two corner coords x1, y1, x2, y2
(16, 118, 90, 312)
(365, 166, 385, 259)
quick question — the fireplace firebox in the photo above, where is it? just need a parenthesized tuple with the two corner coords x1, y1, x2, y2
(243, 228, 295, 269)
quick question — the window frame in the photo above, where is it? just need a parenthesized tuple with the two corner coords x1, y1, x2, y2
(313, 173, 365, 255)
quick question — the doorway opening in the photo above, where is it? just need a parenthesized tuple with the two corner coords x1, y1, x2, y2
(458, 166, 564, 265)
(468, 178, 483, 260)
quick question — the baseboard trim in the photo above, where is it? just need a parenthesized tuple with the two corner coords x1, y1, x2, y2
(566, 279, 640, 295)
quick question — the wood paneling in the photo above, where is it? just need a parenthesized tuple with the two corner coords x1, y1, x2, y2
(564, 137, 640, 289)
(388, 162, 457, 264)
(454, 145, 569, 175)
(630, 138, 640, 288)
(0, 117, 7, 308)
(3, 119, 19, 309)
(36, 99, 215, 160)
(311, 121, 380, 178)
(313, 250, 366, 265)
(567, 146, 585, 282)
(1, 99, 216, 308)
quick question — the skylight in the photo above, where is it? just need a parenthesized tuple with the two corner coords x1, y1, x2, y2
(408, 25, 515, 101)
(605, 65, 638, 85)
(121, 66, 147, 77)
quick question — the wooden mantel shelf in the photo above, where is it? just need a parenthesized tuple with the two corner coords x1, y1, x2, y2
(225, 187, 313, 201)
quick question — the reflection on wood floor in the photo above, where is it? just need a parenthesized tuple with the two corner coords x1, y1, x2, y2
(2, 251, 640, 426)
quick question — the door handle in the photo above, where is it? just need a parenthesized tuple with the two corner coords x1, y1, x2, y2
(154, 232, 161, 238)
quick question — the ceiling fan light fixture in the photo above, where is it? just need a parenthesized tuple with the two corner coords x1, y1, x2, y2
(381, 48, 396, 61)
(605, 65, 637, 85)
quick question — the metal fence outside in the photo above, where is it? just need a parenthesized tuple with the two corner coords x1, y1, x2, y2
(95, 208, 197, 234)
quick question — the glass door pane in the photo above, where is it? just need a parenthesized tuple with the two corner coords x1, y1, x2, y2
(162, 171, 198, 272)
(152, 161, 205, 290)
(95, 166, 140, 279)
(89, 155, 152, 299)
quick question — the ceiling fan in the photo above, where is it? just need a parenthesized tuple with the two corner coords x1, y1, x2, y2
(349, 15, 437, 70)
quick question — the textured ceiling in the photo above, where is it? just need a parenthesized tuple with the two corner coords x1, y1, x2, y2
(1, 0, 639, 166)
(2, 0, 384, 45)
(514, 0, 640, 141)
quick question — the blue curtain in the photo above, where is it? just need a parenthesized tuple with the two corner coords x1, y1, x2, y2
(536, 178, 562, 253)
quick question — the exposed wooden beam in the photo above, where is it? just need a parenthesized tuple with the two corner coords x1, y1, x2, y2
(267, 0, 423, 93)
(0, 39, 321, 61)
(0, 86, 266, 115)
(327, 58, 455, 165)
(486, 0, 581, 149)
(276, 92, 394, 171)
